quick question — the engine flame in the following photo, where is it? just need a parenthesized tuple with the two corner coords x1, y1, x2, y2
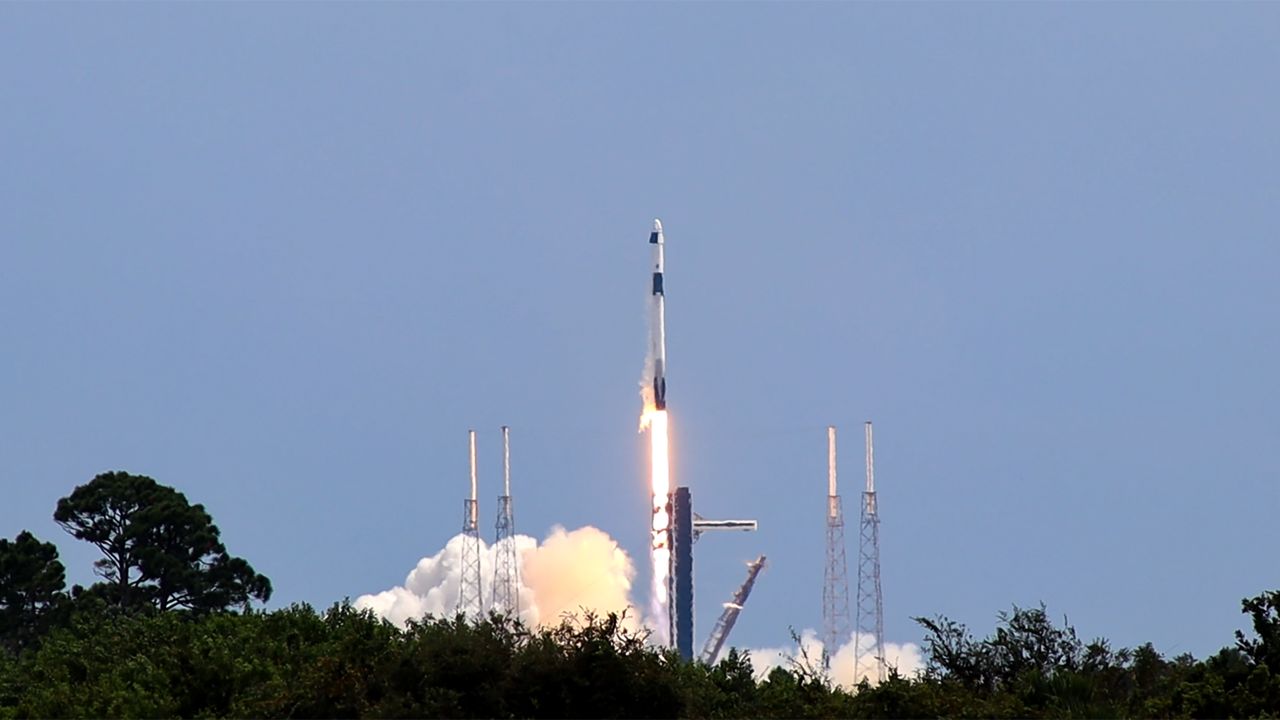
(643, 408, 670, 497)
(642, 405, 671, 644)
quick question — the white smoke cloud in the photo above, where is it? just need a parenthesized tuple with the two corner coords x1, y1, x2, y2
(356, 526, 922, 686)
(745, 628, 924, 690)
(355, 525, 640, 631)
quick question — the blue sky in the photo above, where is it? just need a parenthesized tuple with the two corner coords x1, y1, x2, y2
(3, 3, 1278, 658)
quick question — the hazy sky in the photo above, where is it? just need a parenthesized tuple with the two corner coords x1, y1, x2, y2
(3, 3, 1278, 658)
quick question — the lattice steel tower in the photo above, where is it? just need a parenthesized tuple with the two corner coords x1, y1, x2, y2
(700, 555, 767, 665)
(457, 429, 484, 617)
(854, 421, 885, 684)
(822, 425, 851, 669)
(492, 425, 520, 618)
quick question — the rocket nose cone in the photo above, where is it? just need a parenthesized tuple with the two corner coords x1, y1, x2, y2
(653, 218, 663, 233)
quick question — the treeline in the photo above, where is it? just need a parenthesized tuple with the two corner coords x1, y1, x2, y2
(1, 596, 1279, 718)
(2, 472, 1279, 717)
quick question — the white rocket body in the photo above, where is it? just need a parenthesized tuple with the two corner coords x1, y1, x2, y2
(650, 219, 667, 410)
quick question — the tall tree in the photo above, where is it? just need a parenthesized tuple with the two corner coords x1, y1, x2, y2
(1236, 590, 1280, 674)
(0, 531, 66, 654)
(54, 472, 271, 612)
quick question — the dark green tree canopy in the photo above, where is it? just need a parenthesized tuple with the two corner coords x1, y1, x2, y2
(1237, 590, 1280, 674)
(0, 531, 66, 654)
(3, 587, 1280, 717)
(54, 471, 271, 612)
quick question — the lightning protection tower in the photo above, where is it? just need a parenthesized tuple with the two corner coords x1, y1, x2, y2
(854, 421, 885, 684)
(822, 425, 851, 669)
(492, 425, 520, 617)
(457, 430, 484, 617)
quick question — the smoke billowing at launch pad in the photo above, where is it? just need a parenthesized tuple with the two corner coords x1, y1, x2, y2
(356, 526, 637, 632)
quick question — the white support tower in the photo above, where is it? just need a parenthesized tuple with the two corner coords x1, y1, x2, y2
(854, 421, 885, 684)
(492, 425, 520, 618)
(457, 430, 484, 617)
(822, 426, 851, 669)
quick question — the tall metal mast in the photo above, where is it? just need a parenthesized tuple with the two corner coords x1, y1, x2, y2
(457, 430, 484, 617)
(854, 421, 885, 684)
(822, 425, 851, 669)
(492, 425, 520, 618)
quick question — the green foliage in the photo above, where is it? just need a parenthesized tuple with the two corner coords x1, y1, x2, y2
(53, 472, 271, 613)
(911, 596, 1280, 719)
(1239, 591, 1280, 675)
(2, 591, 1280, 718)
(0, 531, 67, 656)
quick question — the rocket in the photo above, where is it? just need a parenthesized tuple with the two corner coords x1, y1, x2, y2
(650, 218, 667, 410)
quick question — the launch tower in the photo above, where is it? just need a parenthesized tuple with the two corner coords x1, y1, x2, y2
(822, 425, 851, 669)
(671, 487, 693, 657)
(854, 421, 885, 684)
(492, 426, 520, 617)
(669, 486, 759, 661)
(457, 430, 484, 617)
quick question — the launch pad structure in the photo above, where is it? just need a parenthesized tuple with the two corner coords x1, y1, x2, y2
(823, 426, 851, 667)
(822, 422, 887, 682)
(452, 426, 522, 621)
(492, 425, 520, 617)
(458, 430, 484, 617)
(701, 555, 767, 665)
(854, 422, 885, 684)
(667, 485, 759, 661)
